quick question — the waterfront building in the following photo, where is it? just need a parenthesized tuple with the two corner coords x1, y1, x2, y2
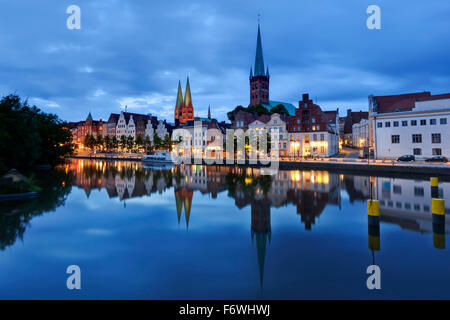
(352, 118, 369, 148)
(106, 113, 120, 138)
(369, 92, 450, 159)
(69, 112, 106, 147)
(248, 113, 288, 158)
(116, 111, 150, 140)
(286, 94, 339, 158)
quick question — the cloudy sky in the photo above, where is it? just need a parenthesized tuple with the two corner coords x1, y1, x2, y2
(0, 0, 449, 122)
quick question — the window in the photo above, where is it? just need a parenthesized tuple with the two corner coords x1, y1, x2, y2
(412, 134, 422, 143)
(320, 134, 324, 141)
(391, 135, 400, 143)
(393, 185, 402, 194)
(385, 121, 391, 127)
(433, 148, 442, 156)
(420, 119, 426, 125)
(320, 146, 325, 153)
(430, 119, 437, 125)
(402, 121, 408, 127)
(313, 134, 317, 141)
(312, 118, 316, 123)
(413, 148, 422, 155)
(431, 133, 441, 144)
(377, 122, 382, 128)
(393, 121, 399, 127)
(414, 187, 424, 197)
(440, 118, 447, 125)
(411, 120, 417, 126)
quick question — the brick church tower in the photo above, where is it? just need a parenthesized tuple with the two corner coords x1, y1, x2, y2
(249, 23, 270, 106)
(174, 77, 195, 124)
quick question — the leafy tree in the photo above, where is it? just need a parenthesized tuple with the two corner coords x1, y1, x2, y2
(247, 104, 270, 116)
(153, 133, 162, 151)
(144, 135, 152, 152)
(119, 135, 127, 150)
(135, 134, 144, 150)
(0, 94, 74, 174)
(104, 135, 111, 151)
(270, 104, 289, 116)
(227, 105, 246, 121)
(83, 134, 96, 150)
(126, 135, 134, 150)
(163, 134, 173, 151)
(96, 134, 104, 150)
(111, 136, 119, 150)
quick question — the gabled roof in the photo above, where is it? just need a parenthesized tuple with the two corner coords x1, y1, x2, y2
(121, 112, 150, 125)
(107, 113, 120, 123)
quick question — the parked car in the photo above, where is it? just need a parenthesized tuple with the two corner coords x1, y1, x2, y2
(425, 156, 448, 163)
(397, 155, 415, 162)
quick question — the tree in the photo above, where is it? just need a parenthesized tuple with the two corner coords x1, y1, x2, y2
(270, 104, 289, 116)
(163, 134, 173, 152)
(144, 135, 152, 152)
(119, 135, 127, 150)
(96, 134, 104, 150)
(135, 134, 144, 150)
(83, 134, 96, 150)
(153, 133, 162, 151)
(0, 94, 74, 174)
(126, 135, 134, 150)
(111, 136, 119, 151)
(227, 105, 246, 121)
(104, 135, 111, 151)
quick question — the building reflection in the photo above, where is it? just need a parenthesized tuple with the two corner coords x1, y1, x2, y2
(372, 177, 450, 235)
(62, 159, 450, 286)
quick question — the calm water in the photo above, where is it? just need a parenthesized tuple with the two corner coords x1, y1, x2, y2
(0, 159, 449, 299)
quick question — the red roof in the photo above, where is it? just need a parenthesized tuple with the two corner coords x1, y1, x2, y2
(373, 92, 430, 113)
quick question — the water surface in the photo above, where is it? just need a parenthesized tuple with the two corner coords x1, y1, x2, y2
(0, 159, 449, 299)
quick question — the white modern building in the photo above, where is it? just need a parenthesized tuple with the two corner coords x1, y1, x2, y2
(352, 119, 369, 148)
(248, 113, 288, 158)
(369, 92, 450, 159)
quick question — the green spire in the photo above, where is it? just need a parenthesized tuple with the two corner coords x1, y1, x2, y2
(254, 24, 265, 76)
(176, 81, 183, 108)
(184, 76, 192, 107)
(87, 112, 93, 120)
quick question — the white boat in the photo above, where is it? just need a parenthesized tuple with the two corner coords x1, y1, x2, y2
(141, 152, 174, 164)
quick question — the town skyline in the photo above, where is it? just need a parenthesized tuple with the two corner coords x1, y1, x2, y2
(1, 0, 449, 123)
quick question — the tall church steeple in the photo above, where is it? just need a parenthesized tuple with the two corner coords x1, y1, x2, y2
(254, 24, 266, 76)
(249, 22, 270, 106)
(175, 77, 194, 124)
(174, 80, 183, 122)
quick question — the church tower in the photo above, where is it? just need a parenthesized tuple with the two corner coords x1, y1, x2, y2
(181, 76, 194, 123)
(174, 80, 184, 123)
(249, 23, 270, 106)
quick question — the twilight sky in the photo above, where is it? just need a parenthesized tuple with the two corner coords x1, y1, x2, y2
(0, 0, 449, 122)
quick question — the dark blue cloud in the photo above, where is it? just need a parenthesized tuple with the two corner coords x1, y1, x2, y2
(0, 0, 448, 122)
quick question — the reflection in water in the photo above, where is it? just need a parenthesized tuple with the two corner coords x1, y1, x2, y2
(0, 168, 74, 250)
(0, 158, 449, 296)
